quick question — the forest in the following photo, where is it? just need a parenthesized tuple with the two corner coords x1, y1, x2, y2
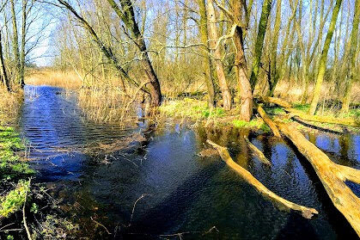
(1, 0, 360, 239)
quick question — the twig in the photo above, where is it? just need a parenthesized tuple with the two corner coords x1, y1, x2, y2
(23, 179, 32, 240)
(90, 216, 111, 235)
(127, 194, 150, 227)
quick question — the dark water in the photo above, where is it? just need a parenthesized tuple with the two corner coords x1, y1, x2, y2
(20, 86, 360, 239)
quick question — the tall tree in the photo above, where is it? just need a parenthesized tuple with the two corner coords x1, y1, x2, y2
(10, 0, 22, 87)
(207, 0, 232, 110)
(58, 0, 162, 106)
(106, 0, 162, 107)
(19, 0, 29, 88)
(0, 26, 10, 92)
(197, 0, 216, 108)
(341, 0, 360, 113)
(249, 0, 273, 89)
(267, 0, 282, 96)
(232, 0, 253, 121)
(309, 0, 343, 115)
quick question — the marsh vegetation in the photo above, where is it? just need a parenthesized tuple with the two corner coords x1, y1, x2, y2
(1, 0, 360, 239)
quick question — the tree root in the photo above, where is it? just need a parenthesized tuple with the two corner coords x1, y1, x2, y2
(207, 140, 318, 219)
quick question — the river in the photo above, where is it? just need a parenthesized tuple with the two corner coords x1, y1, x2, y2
(19, 86, 360, 239)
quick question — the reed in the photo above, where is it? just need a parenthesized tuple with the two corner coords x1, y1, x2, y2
(25, 68, 82, 89)
(0, 86, 23, 125)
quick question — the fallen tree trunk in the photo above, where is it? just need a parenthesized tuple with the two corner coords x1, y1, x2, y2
(207, 140, 318, 219)
(284, 108, 360, 127)
(257, 96, 292, 108)
(292, 116, 344, 135)
(257, 96, 360, 127)
(244, 137, 272, 166)
(276, 122, 360, 237)
(256, 104, 281, 137)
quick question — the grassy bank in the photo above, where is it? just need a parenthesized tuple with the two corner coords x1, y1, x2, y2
(0, 87, 34, 238)
(159, 98, 271, 133)
(0, 127, 33, 218)
(159, 98, 360, 134)
(0, 87, 78, 239)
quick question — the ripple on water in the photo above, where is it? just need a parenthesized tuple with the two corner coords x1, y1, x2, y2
(20, 86, 360, 239)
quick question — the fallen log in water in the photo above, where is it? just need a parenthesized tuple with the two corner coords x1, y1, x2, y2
(206, 140, 318, 219)
(256, 104, 281, 137)
(257, 97, 360, 127)
(292, 116, 344, 135)
(244, 137, 272, 166)
(284, 108, 360, 127)
(276, 122, 360, 237)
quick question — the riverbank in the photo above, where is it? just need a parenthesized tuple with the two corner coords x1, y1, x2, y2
(0, 88, 79, 239)
(1, 85, 359, 238)
(159, 98, 360, 135)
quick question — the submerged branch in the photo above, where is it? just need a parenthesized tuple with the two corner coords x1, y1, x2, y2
(207, 140, 318, 219)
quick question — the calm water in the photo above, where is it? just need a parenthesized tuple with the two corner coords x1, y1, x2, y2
(20, 86, 360, 239)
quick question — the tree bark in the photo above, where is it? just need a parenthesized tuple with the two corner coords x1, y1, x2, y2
(309, 0, 342, 115)
(0, 29, 10, 92)
(198, 0, 216, 108)
(249, 0, 273, 89)
(10, 0, 22, 87)
(107, 0, 162, 107)
(207, 140, 318, 219)
(19, 0, 28, 88)
(244, 136, 271, 166)
(341, 0, 360, 113)
(277, 122, 360, 237)
(232, 0, 253, 121)
(207, 0, 232, 110)
(267, 0, 282, 96)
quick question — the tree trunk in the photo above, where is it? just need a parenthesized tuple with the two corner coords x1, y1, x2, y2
(277, 122, 360, 237)
(232, 0, 253, 121)
(267, 0, 282, 96)
(249, 0, 273, 89)
(107, 0, 162, 107)
(198, 0, 216, 108)
(207, 0, 232, 110)
(19, 0, 27, 88)
(309, 0, 342, 115)
(341, 0, 360, 113)
(10, 0, 22, 88)
(0, 29, 11, 92)
(207, 140, 318, 219)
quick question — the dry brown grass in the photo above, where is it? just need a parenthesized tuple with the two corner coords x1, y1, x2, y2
(77, 88, 133, 124)
(272, 80, 360, 104)
(0, 86, 23, 125)
(25, 68, 82, 89)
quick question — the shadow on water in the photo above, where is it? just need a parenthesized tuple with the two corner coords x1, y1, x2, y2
(19, 86, 360, 239)
(283, 138, 359, 239)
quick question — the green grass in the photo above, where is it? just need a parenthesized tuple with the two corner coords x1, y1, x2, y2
(0, 180, 30, 218)
(160, 98, 226, 119)
(0, 127, 34, 178)
(0, 126, 33, 219)
(232, 119, 270, 132)
(293, 104, 310, 112)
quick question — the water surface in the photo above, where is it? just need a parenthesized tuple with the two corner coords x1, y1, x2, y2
(20, 86, 360, 239)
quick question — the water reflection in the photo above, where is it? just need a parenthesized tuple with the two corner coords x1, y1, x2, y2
(19, 86, 360, 239)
